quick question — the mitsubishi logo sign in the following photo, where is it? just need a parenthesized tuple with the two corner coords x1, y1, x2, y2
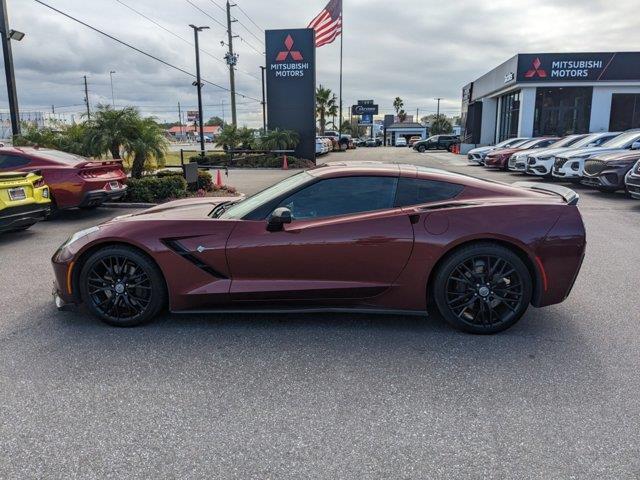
(524, 57, 547, 78)
(276, 35, 303, 62)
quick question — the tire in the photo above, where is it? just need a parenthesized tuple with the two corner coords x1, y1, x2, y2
(79, 245, 167, 327)
(417, 145, 426, 153)
(432, 242, 532, 334)
(79, 205, 99, 210)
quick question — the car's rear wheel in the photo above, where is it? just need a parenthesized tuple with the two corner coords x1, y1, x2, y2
(79, 245, 166, 327)
(433, 243, 532, 334)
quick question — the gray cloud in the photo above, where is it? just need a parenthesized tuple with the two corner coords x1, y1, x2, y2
(1, 0, 638, 126)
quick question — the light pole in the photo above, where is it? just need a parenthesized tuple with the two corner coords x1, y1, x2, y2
(109, 70, 116, 106)
(189, 24, 209, 157)
(0, 0, 24, 137)
(260, 66, 266, 134)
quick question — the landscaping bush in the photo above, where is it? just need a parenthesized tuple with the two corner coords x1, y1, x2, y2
(157, 169, 214, 192)
(124, 175, 187, 203)
(190, 153, 314, 169)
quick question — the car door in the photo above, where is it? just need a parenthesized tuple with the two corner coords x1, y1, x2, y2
(225, 175, 415, 303)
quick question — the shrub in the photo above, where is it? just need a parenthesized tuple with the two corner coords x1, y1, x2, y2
(190, 153, 313, 169)
(157, 169, 213, 192)
(124, 175, 187, 203)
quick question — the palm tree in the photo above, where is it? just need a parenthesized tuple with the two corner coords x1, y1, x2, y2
(315, 85, 335, 135)
(126, 117, 169, 178)
(237, 126, 255, 149)
(259, 129, 299, 151)
(84, 105, 140, 159)
(215, 124, 241, 151)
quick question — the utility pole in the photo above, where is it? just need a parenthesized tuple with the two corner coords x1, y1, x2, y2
(83, 75, 91, 120)
(435, 97, 442, 118)
(221, 99, 225, 123)
(190, 24, 209, 157)
(51, 105, 55, 114)
(225, 1, 238, 126)
(416, 107, 419, 123)
(177, 101, 183, 140)
(260, 66, 266, 133)
(109, 70, 116, 106)
(0, 0, 24, 137)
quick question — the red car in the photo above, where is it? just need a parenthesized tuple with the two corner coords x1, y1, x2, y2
(0, 147, 127, 209)
(52, 163, 586, 334)
(484, 138, 559, 170)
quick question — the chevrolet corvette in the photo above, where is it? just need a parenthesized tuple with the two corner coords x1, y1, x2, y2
(52, 162, 586, 334)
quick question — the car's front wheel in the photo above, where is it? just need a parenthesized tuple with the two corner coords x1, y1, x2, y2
(432, 243, 532, 334)
(417, 145, 426, 153)
(79, 245, 167, 327)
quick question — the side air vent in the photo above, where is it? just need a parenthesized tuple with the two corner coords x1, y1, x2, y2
(162, 239, 228, 279)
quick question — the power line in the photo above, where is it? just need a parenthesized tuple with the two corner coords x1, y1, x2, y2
(184, 0, 226, 30)
(34, 0, 261, 103)
(113, 0, 259, 80)
(234, 1, 264, 33)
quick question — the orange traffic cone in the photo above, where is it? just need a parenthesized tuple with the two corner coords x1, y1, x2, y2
(215, 169, 223, 187)
(282, 154, 289, 170)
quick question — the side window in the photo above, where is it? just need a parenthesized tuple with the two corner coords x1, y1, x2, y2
(394, 177, 464, 207)
(278, 176, 398, 220)
(594, 136, 610, 146)
(0, 154, 30, 169)
(441, 136, 451, 141)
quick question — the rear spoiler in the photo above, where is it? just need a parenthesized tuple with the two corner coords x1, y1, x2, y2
(76, 159, 124, 169)
(513, 181, 579, 205)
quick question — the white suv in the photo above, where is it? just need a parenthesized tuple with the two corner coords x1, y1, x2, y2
(553, 130, 640, 180)
(519, 132, 619, 176)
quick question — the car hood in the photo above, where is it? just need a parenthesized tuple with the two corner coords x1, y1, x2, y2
(527, 146, 578, 158)
(590, 151, 640, 164)
(107, 195, 244, 222)
(561, 146, 627, 158)
(487, 147, 522, 156)
(468, 146, 494, 155)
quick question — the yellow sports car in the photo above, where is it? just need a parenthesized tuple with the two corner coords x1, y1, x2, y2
(0, 171, 51, 232)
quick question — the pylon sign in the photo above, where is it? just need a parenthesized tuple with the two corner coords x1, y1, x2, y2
(266, 28, 316, 161)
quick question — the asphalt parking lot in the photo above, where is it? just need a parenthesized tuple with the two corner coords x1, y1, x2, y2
(1, 147, 639, 478)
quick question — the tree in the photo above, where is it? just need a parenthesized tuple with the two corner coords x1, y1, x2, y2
(237, 126, 255, 149)
(84, 104, 140, 159)
(398, 110, 407, 123)
(393, 97, 404, 115)
(429, 114, 453, 135)
(315, 85, 336, 135)
(126, 117, 169, 179)
(215, 124, 241, 150)
(206, 116, 225, 127)
(258, 129, 299, 151)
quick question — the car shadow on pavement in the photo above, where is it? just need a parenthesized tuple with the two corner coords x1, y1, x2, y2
(22, 301, 605, 394)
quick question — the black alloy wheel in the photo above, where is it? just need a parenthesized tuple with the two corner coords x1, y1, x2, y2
(433, 243, 532, 334)
(79, 245, 166, 327)
(418, 145, 426, 153)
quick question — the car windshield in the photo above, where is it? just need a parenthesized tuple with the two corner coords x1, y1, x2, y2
(600, 130, 640, 148)
(31, 149, 87, 164)
(570, 134, 609, 149)
(515, 139, 541, 149)
(549, 135, 587, 148)
(219, 171, 313, 219)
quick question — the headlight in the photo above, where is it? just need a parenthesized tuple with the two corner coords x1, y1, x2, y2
(61, 226, 100, 249)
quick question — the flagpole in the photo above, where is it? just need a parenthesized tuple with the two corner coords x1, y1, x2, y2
(338, 0, 343, 149)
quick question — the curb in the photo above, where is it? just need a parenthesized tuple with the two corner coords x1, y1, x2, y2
(102, 202, 157, 209)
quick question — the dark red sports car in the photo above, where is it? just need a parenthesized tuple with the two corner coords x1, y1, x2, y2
(52, 163, 586, 334)
(0, 147, 127, 209)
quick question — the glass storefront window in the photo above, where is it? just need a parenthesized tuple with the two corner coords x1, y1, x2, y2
(609, 94, 640, 131)
(497, 91, 520, 142)
(533, 87, 592, 137)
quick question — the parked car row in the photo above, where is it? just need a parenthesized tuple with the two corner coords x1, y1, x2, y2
(466, 129, 640, 196)
(0, 147, 128, 233)
(355, 137, 382, 147)
(315, 136, 333, 155)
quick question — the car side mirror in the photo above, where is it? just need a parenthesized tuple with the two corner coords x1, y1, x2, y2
(267, 207, 292, 231)
(631, 141, 640, 150)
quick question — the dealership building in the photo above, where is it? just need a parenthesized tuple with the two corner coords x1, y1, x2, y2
(460, 52, 640, 148)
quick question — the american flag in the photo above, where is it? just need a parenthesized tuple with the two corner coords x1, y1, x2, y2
(307, 0, 342, 48)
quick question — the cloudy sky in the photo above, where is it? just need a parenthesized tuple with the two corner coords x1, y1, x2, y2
(1, 0, 638, 127)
